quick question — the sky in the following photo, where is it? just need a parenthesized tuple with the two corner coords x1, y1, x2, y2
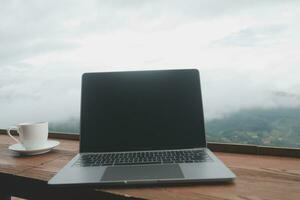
(0, 0, 300, 127)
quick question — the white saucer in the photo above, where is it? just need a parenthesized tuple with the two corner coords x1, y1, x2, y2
(9, 140, 60, 156)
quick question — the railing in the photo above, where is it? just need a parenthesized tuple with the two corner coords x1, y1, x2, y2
(1, 129, 299, 158)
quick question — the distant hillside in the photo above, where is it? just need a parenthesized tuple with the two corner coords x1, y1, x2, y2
(49, 117, 79, 134)
(206, 107, 300, 148)
(49, 107, 300, 148)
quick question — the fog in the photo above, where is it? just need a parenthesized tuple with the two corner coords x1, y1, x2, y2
(1, 0, 300, 127)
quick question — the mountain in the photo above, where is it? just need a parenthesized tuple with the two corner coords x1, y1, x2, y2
(206, 107, 300, 148)
(49, 117, 79, 134)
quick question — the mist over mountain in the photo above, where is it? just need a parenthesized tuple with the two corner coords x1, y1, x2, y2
(206, 107, 300, 148)
(49, 117, 80, 134)
(1, 1, 299, 149)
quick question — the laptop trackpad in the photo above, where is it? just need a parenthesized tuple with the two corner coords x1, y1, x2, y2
(101, 164, 184, 181)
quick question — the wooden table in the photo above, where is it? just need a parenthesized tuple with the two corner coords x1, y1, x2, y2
(0, 134, 299, 200)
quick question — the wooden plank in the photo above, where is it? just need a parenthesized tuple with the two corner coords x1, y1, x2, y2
(1, 134, 300, 199)
(102, 153, 300, 200)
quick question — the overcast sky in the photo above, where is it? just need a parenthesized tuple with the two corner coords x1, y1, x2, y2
(1, 0, 300, 127)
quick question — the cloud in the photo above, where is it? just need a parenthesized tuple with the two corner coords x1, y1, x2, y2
(212, 24, 287, 47)
(269, 90, 300, 107)
(0, 0, 300, 127)
(1, 0, 297, 66)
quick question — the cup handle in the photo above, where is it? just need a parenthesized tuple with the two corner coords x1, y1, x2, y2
(7, 126, 21, 143)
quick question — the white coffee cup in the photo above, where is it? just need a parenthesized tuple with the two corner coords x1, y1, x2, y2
(7, 122, 48, 150)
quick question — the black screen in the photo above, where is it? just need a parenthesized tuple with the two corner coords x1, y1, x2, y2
(80, 69, 206, 152)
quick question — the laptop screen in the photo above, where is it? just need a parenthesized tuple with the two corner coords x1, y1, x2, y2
(80, 69, 206, 152)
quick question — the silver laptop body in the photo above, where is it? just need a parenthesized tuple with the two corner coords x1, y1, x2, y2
(49, 69, 235, 186)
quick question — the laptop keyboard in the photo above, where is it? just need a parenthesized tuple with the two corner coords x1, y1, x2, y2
(73, 149, 212, 167)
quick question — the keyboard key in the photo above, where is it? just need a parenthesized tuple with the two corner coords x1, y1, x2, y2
(73, 149, 212, 167)
(115, 161, 161, 166)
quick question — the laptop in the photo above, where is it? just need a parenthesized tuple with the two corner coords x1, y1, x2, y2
(49, 69, 235, 186)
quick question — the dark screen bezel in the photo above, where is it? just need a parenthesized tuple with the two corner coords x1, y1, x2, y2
(79, 69, 207, 153)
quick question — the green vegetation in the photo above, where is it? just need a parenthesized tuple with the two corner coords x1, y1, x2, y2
(206, 107, 300, 148)
(49, 117, 79, 134)
(49, 107, 300, 148)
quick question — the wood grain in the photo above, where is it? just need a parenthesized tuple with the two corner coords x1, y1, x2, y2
(1, 134, 299, 200)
